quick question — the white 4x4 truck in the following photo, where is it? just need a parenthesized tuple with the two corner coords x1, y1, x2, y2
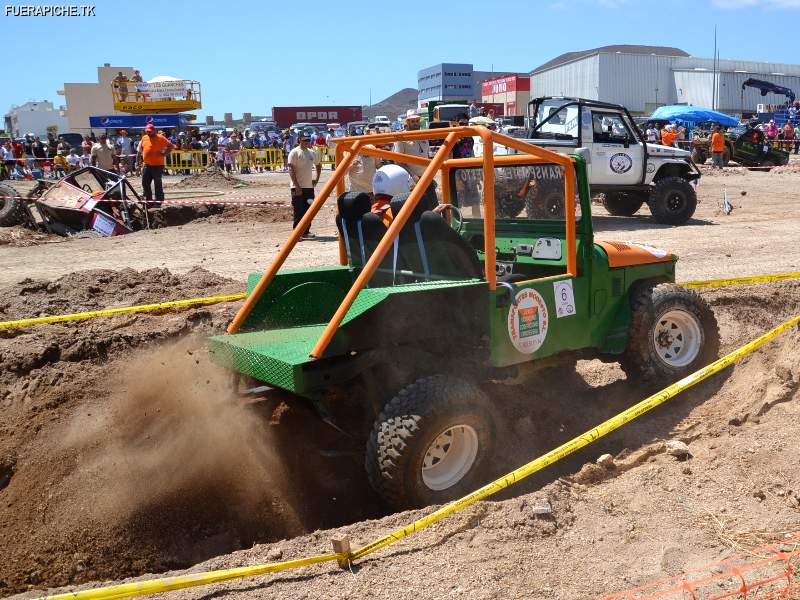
(492, 97, 701, 225)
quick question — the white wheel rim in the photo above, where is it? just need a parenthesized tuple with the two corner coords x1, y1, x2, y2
(421, 425, 479, 491)
(653, 309, 703, 368)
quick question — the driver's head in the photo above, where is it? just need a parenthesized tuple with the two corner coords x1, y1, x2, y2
(372, 164, 411, 200)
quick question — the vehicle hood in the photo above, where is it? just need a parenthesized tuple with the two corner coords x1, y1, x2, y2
(646, 143, 691, 158)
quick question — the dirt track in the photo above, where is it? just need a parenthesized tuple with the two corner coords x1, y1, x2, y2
(2, 167, 800, 285)
(2, 167, 800, 599)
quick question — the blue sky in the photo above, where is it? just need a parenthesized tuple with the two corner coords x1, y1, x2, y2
(2, 0, 800, 119)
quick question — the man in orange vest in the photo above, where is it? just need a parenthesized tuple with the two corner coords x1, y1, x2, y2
(710, 126, 726, 169)
(136, 123, 174, 207)
(661, 125, 677, 147)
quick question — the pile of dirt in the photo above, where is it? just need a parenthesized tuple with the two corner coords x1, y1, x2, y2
(771, 162, 800, 173)
(0, 226, 61, 248)
(3, 280, 800, 597)
(206, 203, 293, 224)
(0, 267, 239, 322)
(172, 172, 248, 189)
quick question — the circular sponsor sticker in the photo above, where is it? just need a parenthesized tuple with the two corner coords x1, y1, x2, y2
(507, 288, 549, 354)
(610, 152, 633, 174)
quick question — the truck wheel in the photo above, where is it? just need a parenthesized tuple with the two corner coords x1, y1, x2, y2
(602, 192, 643, 216)
(621, 283, 719, 382)
(366, 374, 499, 509)
(525, 179, 564, 219)
(648, 177, 697, 225)
(0, 183, 22, 227)
(691, 149, 706, 164)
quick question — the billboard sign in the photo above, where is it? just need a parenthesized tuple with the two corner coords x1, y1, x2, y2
(89, 114, 183, 128)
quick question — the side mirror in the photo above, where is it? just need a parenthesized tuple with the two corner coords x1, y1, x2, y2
(623, 134, 630, 148)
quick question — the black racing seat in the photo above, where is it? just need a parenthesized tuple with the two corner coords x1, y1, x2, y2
(417, 211, 482, 280)
(388, 186, 442, 280)
(335, 192, 371, 267)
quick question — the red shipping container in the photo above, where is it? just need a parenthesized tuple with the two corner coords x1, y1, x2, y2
(272, 106, 363, 128)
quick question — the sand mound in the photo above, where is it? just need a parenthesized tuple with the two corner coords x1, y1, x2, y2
(2, 279, 800, 595)
(172, 171, 248, 189)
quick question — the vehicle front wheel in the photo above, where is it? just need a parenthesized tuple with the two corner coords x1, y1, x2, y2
(621, 283, 719, 382)
(648, 177, 697, 225)
(602, 192, 644, 217)
(0, 183, 22, 227)
(691, 148, 707, 164)
(366, 374, 499, 509)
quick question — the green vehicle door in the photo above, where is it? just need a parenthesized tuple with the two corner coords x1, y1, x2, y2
(450, 158, 596, 368)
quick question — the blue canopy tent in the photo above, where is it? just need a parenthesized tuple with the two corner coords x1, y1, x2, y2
(649, 105, 739, 127)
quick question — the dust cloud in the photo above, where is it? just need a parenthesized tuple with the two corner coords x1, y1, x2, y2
(63, 337, 303, 536)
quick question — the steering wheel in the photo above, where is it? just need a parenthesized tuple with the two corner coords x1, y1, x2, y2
(447, 204, 464, 233)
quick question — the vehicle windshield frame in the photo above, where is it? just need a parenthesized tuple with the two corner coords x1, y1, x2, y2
(527, 99, 581, 141)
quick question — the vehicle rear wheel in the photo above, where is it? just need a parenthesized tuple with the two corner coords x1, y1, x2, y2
(366, 374, 499, 509)
(0, 183, 22, 227)
(648, 177, 697, 225)
(691, 148, 707, 164)
(602, 192, 644, 217)
(621, 283, 719, 382)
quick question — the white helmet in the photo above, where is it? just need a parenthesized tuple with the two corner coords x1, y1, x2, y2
(372, 164, 411, 197)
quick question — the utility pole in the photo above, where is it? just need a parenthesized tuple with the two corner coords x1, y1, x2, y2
(712, 25, 718, 111)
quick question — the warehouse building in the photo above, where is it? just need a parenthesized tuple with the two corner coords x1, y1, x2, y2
(417, 63, 519, 108)
(530, 45, 800, 116)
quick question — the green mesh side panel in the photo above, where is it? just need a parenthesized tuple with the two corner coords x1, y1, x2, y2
(209, 277, 484, 393)
(342, 279, 482, 325)
(208, 324, 327, 391)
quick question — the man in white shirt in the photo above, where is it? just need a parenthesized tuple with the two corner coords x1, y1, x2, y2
(347, 144, 381, 194)
(91, 134, 116, 171)
(392, 111, 428, 181)
(66, 149, 81, 171)
(116, 129, 134, 173)
(287, 134, 322, 239)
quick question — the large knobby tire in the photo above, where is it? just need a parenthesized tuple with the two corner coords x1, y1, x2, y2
(366, 374, 499, 509)
(621, 283, 719, 382)
(648, 177, 697, 225)
(691, 148, 707, 165)
(0, 183, 22, 227)
(525, 178, 564, 219)
(602, 192, 644, 217)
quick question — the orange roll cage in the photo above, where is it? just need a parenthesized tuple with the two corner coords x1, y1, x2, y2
(226, 127, 577, 360)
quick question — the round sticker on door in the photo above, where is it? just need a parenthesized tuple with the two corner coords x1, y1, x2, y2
(507, 288, 549, 354)
(609, 153, 633, 174)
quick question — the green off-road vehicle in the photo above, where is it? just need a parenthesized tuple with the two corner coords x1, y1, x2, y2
(208, 127, 719, 510)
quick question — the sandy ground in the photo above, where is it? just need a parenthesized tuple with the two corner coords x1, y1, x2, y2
(2, 167, 800, 286)
(2, 166, 800, 599)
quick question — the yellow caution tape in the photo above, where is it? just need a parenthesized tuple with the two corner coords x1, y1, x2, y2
(40, 553, 341, 600)
(349, 311, 800, 560)
(2, 271, 799, 332)
(0, 293, 246, 330)
(34, 311, 800, 600)
(683, 271, 800, 289)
